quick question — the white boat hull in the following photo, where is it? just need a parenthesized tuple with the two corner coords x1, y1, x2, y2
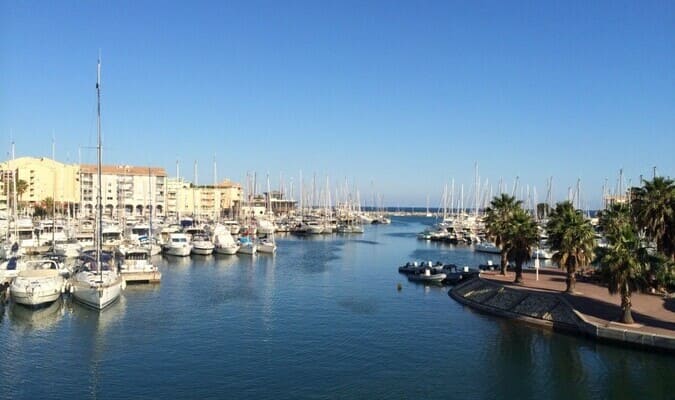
(215, 245, 240, 255)
(191, 245, 214, 255)
(164, 245, 192, 257)
(238, 243, 257, 255)
(257, 242, 276, 254)
(71, 280, 123, 309)
(10, 280, 64, 306)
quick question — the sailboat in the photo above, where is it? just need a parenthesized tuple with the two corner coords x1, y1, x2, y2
(70, 58, 125, 310)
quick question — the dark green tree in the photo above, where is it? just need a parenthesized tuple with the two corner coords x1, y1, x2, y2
(484, 194, 522, 275)
(631, 177, 675, 261)
(546, 201, 596, 293)
(505, 208, 539, 284)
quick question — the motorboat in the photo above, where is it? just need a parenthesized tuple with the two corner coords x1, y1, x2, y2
(474, 241, 501, 254)
(191, 232, 215, 255)
(408, 267, 446, 283)
(101, 224, 123, 248)
(0, 255, 25, 283)
(213, 225, 240, 255)
(398, 261, 423, 274)
(163, 232, 192, 257)
(221, 220, 241, 235)
(52, 238, 83, 258)
(10, 258, 67, 307)
(118, 247, 161, 283)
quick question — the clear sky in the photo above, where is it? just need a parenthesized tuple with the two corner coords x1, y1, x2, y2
(1, 1, 673, 209)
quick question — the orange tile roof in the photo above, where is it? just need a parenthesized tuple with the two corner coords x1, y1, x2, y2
(80, 164, 167, 177)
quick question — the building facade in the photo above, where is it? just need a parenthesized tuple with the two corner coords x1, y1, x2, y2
(79, 164, 168, 218)
(165, 178, 242, 220)
(0, 157, 80, 213)
(0, 156, 247, 220)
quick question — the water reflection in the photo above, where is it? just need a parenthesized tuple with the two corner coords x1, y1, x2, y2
(213, 254, 240, 268)
(162, 254, 192, 269)
(8, 299, 65, 332)
(68, 295, 127, 333)
(67, 296, 127, 400)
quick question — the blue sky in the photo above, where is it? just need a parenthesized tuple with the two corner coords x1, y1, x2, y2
(1, 1, 673, 208)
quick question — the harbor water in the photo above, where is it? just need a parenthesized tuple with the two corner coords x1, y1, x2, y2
(1, 216, 673, 399)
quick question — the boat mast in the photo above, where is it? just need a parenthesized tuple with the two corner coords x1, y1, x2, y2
(96, 57, 103, 275)
(11, 140, 18, 239)
(148, 167, 153, 241)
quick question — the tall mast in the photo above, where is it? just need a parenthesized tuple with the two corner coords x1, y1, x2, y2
(96, 57, 103, 273)
(148, 167, 153, 238)
(11, 140, 18, 237)
(474, 161, 479, 217)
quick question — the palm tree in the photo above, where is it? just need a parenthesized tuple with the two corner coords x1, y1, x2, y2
(599, 218, 649, 324)
(504, 208, 539, 283)
(484, 194, 522, 275)
(598, 202, 633, 239)
(632, 177, 675, 261)
(546, 201, 596, 293)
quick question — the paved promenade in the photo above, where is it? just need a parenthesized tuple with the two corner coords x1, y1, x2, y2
(480, 268, 675, 340)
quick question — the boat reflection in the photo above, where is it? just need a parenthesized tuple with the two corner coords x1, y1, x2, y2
(214, 254, 240, 268)
(68, 294, 127, 333)
(9, 298, 65, 332)
(162, 254, 192, 269)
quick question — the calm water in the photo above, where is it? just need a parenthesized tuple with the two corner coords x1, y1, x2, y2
(1, 217, 673, 399)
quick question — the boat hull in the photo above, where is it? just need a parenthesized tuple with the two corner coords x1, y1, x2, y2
(215, 245, 239, 255)
(257, 243, 276, 254)
(238, 244, 257, 255)
(191, 246, 214, 255)
(71, 279, 123, 310)
(164, 245, 192, 257)
(11, 286, 62, 306)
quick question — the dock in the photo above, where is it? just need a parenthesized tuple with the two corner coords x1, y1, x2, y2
(121, 271, 162, 284)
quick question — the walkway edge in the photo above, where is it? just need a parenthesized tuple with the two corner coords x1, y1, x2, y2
(449, 277, 675, 353)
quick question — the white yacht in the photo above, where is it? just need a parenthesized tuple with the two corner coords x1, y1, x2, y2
(101, 224, 123, 248)
(10, 259, 67, 307)
(237, 236, 257, 255)
(213, 225, 240, 255)
(0, 255, 25, 283)
(256, 234, 277, 254)
(475, 241, 502, 254)
(304, 220, 325, 234)
(191, 232, 215, 255)
(163, 232, 192, 256)
(221, 220, 241, 235)
(70, 254, 125, 309)
(256, 218, 277, 235)
(118, 247, 161, 283)
(69, 59, 124, 311)
(52, 238, 83, 258)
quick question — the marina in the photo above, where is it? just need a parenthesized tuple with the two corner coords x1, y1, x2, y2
(2, 2, 674, 399)
(1, 216, 672, 399)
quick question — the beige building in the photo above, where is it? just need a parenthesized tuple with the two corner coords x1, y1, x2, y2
(0, 156, 244, 219)
(166, 178, 242, 220)
(79, 164, 168, 218)
(0, 157, 80, 212)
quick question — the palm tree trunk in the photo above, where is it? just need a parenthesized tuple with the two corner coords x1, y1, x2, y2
(500, 251, 508, 275)
(514, 262, 523, 283)
(565, 267, 576, 293)
(620, 285, 634, 324)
